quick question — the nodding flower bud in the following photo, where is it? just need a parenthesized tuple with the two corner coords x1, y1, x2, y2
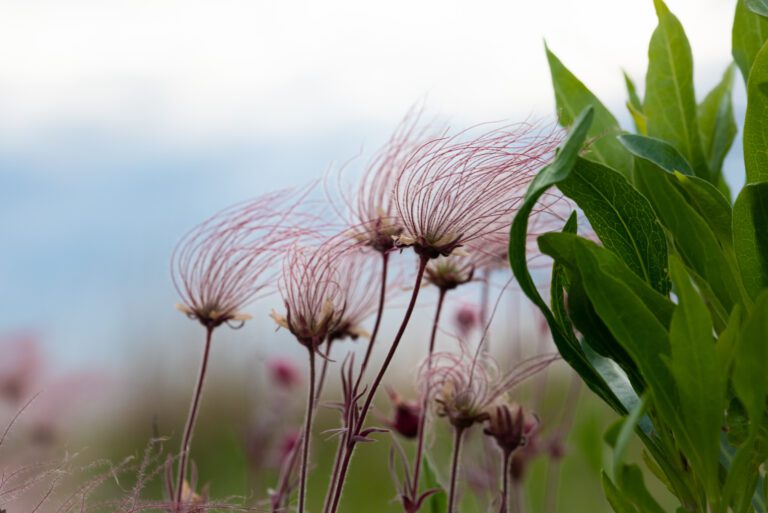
(267, 358, 301, 389)
(425, 256, 474, 291)
(483, 403, 538, 455)
(385, 387, 421, 439)
(453, 304, 481, 339)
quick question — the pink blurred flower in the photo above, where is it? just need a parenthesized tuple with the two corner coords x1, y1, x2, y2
(0, 333, 43, 407)
(453, 304, 481, 339)
(384, 387, 421, 439)
(267, 358, 302, 389)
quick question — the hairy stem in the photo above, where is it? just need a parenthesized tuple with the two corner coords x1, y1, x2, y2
(410, 287, 447, 496)
(316, 338, 333, 403)
(448, 426, 466, 513)
(298, 347, 317, 513)
(327, 255, 428, 513)
(174, 325, 214, 506)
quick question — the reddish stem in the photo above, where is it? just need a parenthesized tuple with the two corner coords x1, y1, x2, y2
(326, 255, 428, 513)
(353, 251, 390, 392)
(175, 325, 214, 507)
(448, 426, 466, 513)
(499, 450, 512, 513)
(410, 287, 447, 496)
(298, 347, 317, 513)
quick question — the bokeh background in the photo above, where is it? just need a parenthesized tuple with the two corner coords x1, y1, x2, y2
(0, 0, 743, 511)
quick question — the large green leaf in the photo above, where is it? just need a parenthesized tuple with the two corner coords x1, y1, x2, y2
(698, 65, 737, 184)
(617, 464, 668, 513)
(624, 71, 647, 135)
(665, 257, 722, 501)
(618, 134, 693, 176)
(603, 472, 640, 513)
(733, 183, 768, 298)
(509, 106, 626, 414)
(645, 0, 708, 180)
(744, 40, 768, 183)
(545, 45, 633, 176)
(733, 291, 768, 431)
(556, 157, 669, 293)
(748, 0, 768, 17)
(733, 0, 768, 83)
(620, 135, 734, 248)
(634, 161, 744, 324)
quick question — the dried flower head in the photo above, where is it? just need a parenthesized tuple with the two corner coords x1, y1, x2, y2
(419, 348, 558, 430)
(271, 236, 352, 350)
(394, 122, 561, 259)
(424, 255, 475, 291)
(172, 189, 308, 329)
(331, 107, 439, 253)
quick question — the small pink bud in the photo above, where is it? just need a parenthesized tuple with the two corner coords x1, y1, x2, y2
(386, 388, 421, 439)
(453, 303, 481, 338)
(267, 358, 301, 389)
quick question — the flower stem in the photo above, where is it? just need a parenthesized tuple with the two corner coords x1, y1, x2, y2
(448, 426, 466, 513)
(326, 255, 428, 513)
(353, 251, 390, 393)
(499, 451, 512, 513)
(175, 325, 214, 506)
(298, 347, 317, 513)
(410, 287, 447, 496)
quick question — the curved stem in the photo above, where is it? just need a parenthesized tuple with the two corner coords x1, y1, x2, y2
(175, 325, 214, 506)
(410, 287, 447, 496)
(448, 426, 466, 513)
(499, 451, 512, 513)
(327, 255, 428, 513)
(353, 251, 390, 393)
(298, 348, 317, 513)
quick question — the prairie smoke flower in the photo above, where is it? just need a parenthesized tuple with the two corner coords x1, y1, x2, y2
(483, 403, 539, 456)
(172, 189, 305, 329)
(419, 349, 558, 430)
(332, 107, 439, 254)
(271, 239, 350, 350)
(384, 387, 421, 439)
(424, 255, 475, 291)
(394, 122, 560, 260)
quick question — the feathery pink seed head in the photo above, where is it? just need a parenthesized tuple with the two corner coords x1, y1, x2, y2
(272, 235, 355, 349)
(172, 189, 310, 329)
(394, 121, 561, 260)
(419, 349, 559, 430)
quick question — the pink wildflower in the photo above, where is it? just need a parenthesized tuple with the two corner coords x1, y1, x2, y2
(453, 304, 482, 339)
(267, 358, 302, 389)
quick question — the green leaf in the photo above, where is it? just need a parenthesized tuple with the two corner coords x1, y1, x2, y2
(744, 41, 768, 183)
(613, 396, 648, 479)
(634, 161, 744, 324)
(733, 0, 768, 82)
(619, 134, 694, 176)
(617, 464, 668, 513)
(545, 44, 633, 176)
(665, 257, 722, 501)
(624, 71, 647, 134)
(748, 0, 768, 18)
(732, 291, 768, 432)
(733, 183, 768, 298)
(422, 457, 447, 513)
(645, 0, 708, 180)
(556, 157, 670, 294)
(603, 472, 641, 513)
(698, 64, 737, 182)
(509, 106, 627, 415)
